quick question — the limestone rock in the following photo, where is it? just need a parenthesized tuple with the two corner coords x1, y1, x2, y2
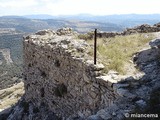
(116, 88, 129, 97)
(56, 27, 76, 36)
(35, 29, 56, 36)
(136, 100, 146, 108)
(149, 38, 160, 48)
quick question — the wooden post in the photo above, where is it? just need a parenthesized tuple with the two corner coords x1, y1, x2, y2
(94, 29, 97, 64)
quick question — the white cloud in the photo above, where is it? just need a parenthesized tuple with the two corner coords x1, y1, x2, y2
(43, 0, 160, 15)
(0, 0, 38, 8)
(0, 0, 160, 16)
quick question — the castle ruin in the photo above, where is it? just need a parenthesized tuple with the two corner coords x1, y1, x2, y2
(23, 28, 119, 119)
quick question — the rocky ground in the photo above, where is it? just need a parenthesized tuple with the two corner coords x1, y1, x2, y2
(88, 33, 160, 120)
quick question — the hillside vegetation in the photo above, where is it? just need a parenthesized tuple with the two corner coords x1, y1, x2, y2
(86, 33, 156, 74)
(0, 34, 23, 90)
(0, 17, 123, 33)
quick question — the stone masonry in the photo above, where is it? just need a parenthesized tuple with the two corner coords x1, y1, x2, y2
(23, 28, 119, 119)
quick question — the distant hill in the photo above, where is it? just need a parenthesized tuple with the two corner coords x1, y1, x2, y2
(0, 17, 123, 33)
(57, 14, 160, 28)
(23, 14, 160, 28)
(0, 17, 51, 33)
(24, 14, 56, 19)
(0, 14, 159, 33)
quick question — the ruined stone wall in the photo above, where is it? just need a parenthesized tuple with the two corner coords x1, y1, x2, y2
(80, 22, 160, 40)
(23, 28, 118, 119)
(123, 23, 160, 35)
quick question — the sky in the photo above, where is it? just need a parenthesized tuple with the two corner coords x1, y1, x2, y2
(0, 0, 160, 16)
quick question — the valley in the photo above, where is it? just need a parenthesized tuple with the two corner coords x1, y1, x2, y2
(0, 33, 23, 90)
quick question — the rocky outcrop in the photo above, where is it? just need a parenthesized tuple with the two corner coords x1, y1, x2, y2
(154, 22, 160, 27)
(123, 24, 160, 35)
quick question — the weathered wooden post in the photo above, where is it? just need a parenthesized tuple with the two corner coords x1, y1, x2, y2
(94, 29, 97, 64)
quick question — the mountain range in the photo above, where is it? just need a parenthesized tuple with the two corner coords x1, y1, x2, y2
(0, 14, 160, 33)
(23, 14, 160, 27)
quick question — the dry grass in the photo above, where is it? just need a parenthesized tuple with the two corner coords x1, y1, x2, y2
(86, 33, 156, 74)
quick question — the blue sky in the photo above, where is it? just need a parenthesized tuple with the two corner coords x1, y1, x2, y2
(0, 0, 160, 16)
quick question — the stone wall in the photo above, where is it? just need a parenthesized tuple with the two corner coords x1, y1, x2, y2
(123, 23, 160, 35)
(23, 28, 118, 119)
(80, 22, 160, 40)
